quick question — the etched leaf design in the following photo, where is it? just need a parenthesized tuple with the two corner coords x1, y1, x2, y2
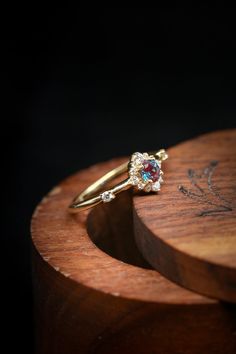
(179, 161, 232, 216)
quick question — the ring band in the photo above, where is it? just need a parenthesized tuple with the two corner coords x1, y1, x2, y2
(68, 149, 168, 213)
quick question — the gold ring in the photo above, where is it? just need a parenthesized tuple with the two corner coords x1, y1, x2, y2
(68, 149, 168, 212)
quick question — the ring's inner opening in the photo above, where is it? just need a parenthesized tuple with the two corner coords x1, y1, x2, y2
(79, 161, 128, 201)
(87, 190, 152, 269)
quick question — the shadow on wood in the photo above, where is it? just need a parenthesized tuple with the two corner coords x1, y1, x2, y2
(31, 154, 236, 354)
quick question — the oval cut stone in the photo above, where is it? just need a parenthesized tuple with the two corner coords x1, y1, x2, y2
(140, 159, 160, 183)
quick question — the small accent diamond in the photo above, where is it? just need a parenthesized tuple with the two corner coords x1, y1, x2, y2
(151, 181, 161, 192)
(137, 182, 145, 190)
(131, 152, 144, 161)
(130, 175, 140, 185)
(131, 152, 144, 166)
(101, 191, 115, 203)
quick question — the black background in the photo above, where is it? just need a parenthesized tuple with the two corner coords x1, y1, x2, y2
(3, 6, 236, 353)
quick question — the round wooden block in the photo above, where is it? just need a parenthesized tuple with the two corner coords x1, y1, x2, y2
(133, 129, 236, 303)
(31, 156, 236, 354)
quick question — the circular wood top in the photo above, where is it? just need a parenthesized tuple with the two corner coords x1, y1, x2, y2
(31, 158, 215, 306)
(133, 129, 236, 302)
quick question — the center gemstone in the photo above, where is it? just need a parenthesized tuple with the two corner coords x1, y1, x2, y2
(140, 159, 160, 183)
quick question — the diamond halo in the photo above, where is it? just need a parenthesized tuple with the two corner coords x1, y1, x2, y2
(129, 152, 164, 193)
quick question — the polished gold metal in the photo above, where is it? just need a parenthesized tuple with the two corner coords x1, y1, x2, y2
(68, 149, 168, 213)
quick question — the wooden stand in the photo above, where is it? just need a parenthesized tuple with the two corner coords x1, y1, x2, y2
(133, 129, 236, 303)
(31, 152, 236, 354)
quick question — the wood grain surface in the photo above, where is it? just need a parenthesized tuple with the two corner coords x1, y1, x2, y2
(31, 154, 236, 354)
(133, 129, 236, 303)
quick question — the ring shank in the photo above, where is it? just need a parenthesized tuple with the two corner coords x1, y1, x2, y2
(68, 150, 168, 212)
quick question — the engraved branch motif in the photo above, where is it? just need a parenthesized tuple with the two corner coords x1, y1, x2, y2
(179, 160, 233, 216)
